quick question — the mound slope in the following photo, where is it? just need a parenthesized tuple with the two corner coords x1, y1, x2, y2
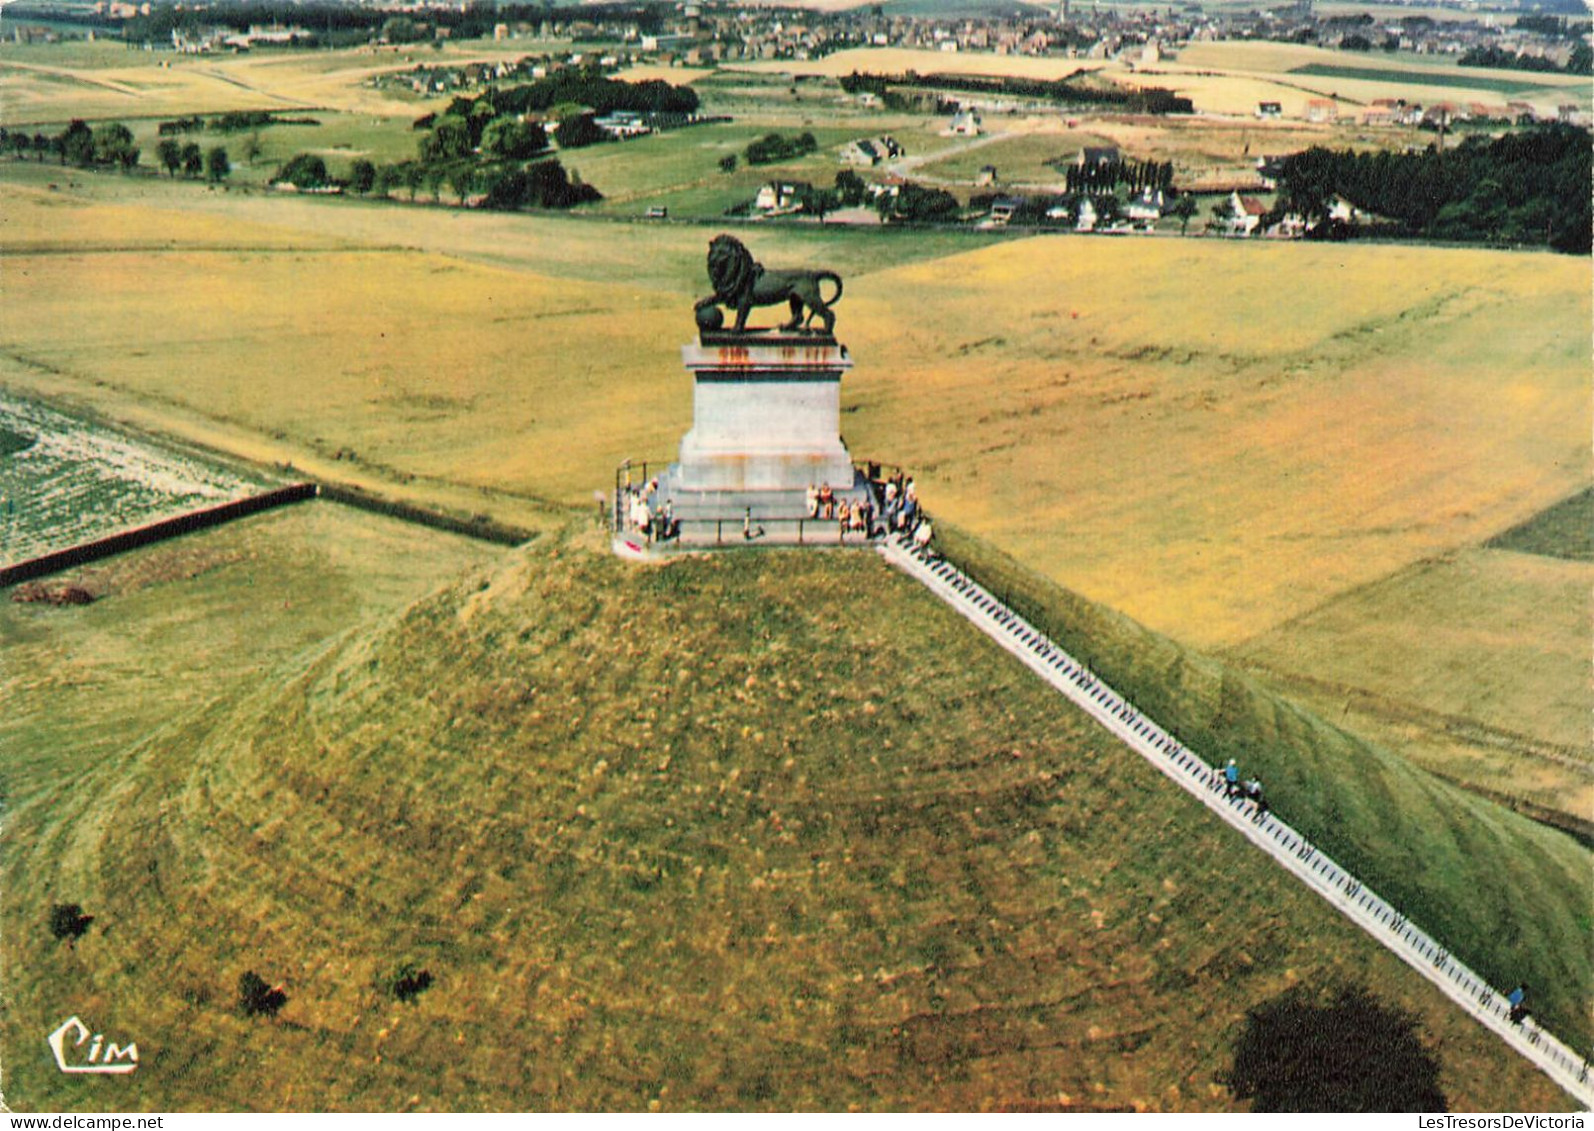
(4, 531, 1575, 1111)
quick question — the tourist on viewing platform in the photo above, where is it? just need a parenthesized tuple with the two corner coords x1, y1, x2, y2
(1508, 984, 1530, 1024)
(1245, 778, 1268, 821)
(637, 497, 654, 544)
(899, 496, 919, 532)
(852, 499, 871, 535)
(818, 482, 835, 520)
(837, 498, 852, 538)
(806, 483, 820, 519)
(1224, 758, 1240, 798)
(912, 517, 934, 555)
(905, 477, 918, 506)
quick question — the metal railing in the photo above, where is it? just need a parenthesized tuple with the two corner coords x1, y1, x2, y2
(879, 533, 1594, 1108)
(611, 457, 918, 548)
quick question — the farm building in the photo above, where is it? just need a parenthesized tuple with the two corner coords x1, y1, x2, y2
(1306, 99, 1338, 124)
(1125, 188, 1165, 222)
(839, 137, 903, 167)
(1226, 191, 1268, 237)
(754, 181, 810, 214)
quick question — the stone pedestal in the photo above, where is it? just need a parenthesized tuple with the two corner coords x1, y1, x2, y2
(675, 335, 857, 492)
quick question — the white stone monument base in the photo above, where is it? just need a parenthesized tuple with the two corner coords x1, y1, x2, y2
(675, 339, 857, 493)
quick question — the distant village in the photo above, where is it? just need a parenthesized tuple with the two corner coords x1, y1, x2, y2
(10, 0, 1590, 84)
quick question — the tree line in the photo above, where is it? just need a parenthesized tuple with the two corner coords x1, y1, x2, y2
(1, 120, 139, 172)
(1458, 43, 1592, 75)
(745, 132, 817, 166)
(840, 70, 1194, 115)
(1062, 157, 1174, 194)
(1268, 125, 1591, 253)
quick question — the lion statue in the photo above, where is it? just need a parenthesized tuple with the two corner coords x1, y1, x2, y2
(695, 235, 844, 335)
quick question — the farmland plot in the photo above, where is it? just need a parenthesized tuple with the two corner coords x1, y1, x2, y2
(0, 389, 271, 569)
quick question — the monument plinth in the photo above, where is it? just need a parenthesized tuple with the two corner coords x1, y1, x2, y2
(676, 333, 856, 492)
(619, 235, 873, 548)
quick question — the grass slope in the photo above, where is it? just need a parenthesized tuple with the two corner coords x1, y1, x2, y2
(931, 522, 1592, 1050)
(1233, 548, 1593, 832)
(0, 526, 1579, 1111)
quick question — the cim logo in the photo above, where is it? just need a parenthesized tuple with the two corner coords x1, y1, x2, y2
(47, 1016, 139, 1075)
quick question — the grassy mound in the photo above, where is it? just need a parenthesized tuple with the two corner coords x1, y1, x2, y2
(933, 522, 1592, 1050)
(2, 528, 1578, 1111)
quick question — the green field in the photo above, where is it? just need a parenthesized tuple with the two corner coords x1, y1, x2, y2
(0, 517, 1579, 1111)
(1291, 63, 1564, 98)
(912, 130, 1103, 187)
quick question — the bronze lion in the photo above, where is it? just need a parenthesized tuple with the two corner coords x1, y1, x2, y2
(695, 235, 843, 335)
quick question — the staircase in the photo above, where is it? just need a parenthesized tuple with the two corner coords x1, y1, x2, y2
(879, 533, 1593, 1108)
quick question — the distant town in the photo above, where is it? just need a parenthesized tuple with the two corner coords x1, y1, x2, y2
(9, 0, 1590, 80)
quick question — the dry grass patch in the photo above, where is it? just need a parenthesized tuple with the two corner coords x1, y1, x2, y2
(835, 236, 1589, 648)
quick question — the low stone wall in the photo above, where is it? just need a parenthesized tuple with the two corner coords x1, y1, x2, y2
(0, 483, 317, 588)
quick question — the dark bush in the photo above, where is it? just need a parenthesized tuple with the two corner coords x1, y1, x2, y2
(1226, 984, 1446, 1111)
(391, 964, 434, 1003)
(49, 903, 93, 946)
(237, 971, 288, 1017)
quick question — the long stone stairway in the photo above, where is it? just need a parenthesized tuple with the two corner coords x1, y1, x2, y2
(878, 533, 1593, 1108)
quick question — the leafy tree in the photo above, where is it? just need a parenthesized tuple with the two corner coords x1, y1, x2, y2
(205, 146, 230, 184)
(1167, 193, 1197, 234)
(58, 120, 95, 167)
(157, 137, 183, 177)
(881, 181, 958, 223)
(275, 152, 328, 188)
(479, 158, 600, 211)
(240, 131, 263, 166)
(381, 15, 421, 43)
(181, 142, 203, 179)
(49, 903, 93, 947)
(446, 161, 477, 205)
(403, 162, 424, 201)
(421, 115, 473, 163)
(745, 132, 818, 166)
(719, 153, 737, 173)
(554, 113, 607, 150)
(834, 168, 866, 205)
(481, 116, 546, 161)
(799, 184, 835, 221)
(349, 158, 377, 195)
(1226, 984, 1445, 1112)
(424, 162, 447, 202)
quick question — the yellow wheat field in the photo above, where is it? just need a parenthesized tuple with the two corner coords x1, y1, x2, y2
(1, 168, 1586, 655)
